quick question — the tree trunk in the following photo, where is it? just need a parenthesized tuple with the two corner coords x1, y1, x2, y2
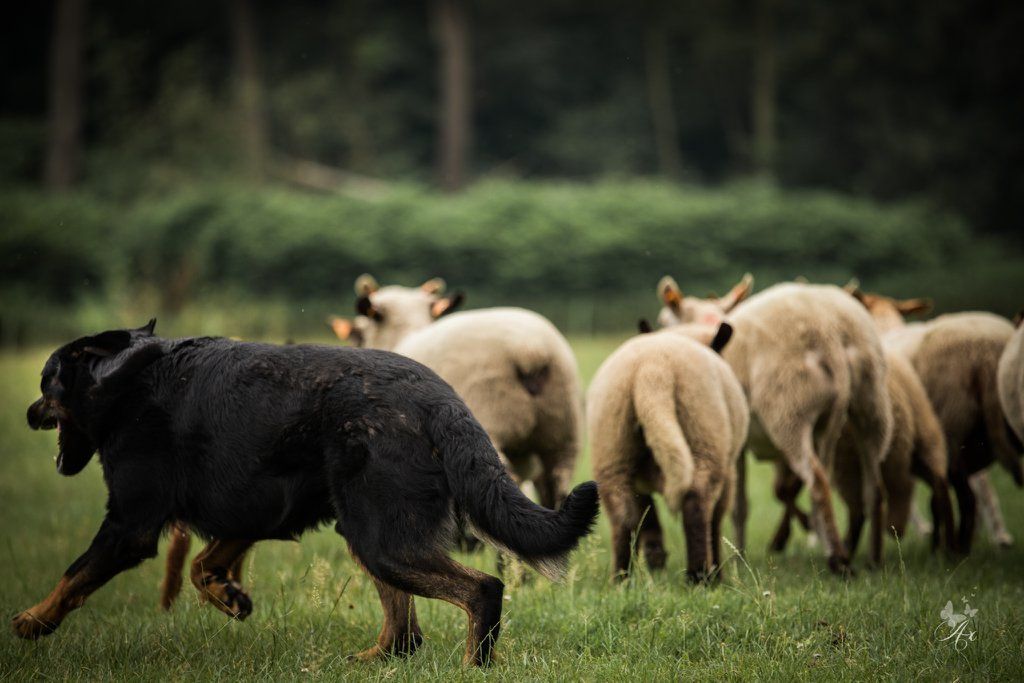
(45, 0, 87, 190)
(434, 0, 472, 192)
(645, 23, 683, 179)
(227, 0, 268, 180)
(751, 0, 777, 177)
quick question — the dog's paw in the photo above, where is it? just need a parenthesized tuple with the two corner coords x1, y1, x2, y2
(200, 575, 253, 620)
(11, 610, 57, 640)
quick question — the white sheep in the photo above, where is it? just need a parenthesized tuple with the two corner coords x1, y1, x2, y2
(657, 275, 893, 573)
(999, 315, 1024, 445)
(588, 322, 748, 581)
(849, 288, 1021, 551)
(770, 349, 956, 556)
(329, 275, 582, 509)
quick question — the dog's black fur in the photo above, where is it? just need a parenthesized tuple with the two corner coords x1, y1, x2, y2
(16, 321, 599, 665)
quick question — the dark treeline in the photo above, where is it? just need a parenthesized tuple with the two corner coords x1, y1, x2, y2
(3, 0, 1023, 233)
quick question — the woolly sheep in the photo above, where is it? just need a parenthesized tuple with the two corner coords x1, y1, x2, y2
(329, 274, 582, 510)
(657, 275, 893, 572)
(588, 322, 748, 581)
(999, 316, 1024, 445)
(771, 350, 956, 556)
(850, 288, 1021, 552)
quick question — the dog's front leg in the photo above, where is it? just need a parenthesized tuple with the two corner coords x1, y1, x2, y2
(189, 539, 254, 620)
(11, 517, 160, 639)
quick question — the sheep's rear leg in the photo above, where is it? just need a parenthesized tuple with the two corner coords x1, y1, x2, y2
(732, 452, 748, 553)
(602, 486, 643, 580)
(769, 464, 807, 553)
(950, 468, 977, 554)
(681, 489, 713, 584)
(970, 470, 1013, 547)
(636, 495, 666, 570)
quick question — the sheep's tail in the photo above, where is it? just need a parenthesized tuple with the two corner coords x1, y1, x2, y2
(431, 409, 599, 581)
(805, 344, 853, 471)
(632, 364, 693, 511)
(159, 521, 191, 610)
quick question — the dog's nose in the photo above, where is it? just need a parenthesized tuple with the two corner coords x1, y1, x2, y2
(27, 397, 46, 429)
(26, 397, 57, 430)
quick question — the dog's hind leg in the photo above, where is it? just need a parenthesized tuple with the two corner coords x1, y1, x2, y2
(12, 517, 162, 639)
(359, 553, 503, 666)
(159, 521, 191, 610)
(189, 539, 254, 620)
(348, 572, 423, 662)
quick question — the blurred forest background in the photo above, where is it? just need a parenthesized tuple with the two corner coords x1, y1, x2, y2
(2, 0, 1023, 345)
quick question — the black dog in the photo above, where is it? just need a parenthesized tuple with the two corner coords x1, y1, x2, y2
(16, 321, 599, 665)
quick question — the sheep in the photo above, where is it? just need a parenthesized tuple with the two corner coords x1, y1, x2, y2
(999, 315, 1024, 445)
(657, 275, 893, 573)
(329, 274, 582, 511)
(848, 287, 1021, 551)
(770, 349, 956, 556)
(588, 321, 748, 581)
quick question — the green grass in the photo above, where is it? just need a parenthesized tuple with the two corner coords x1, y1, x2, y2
(1, 337, 1023, 681)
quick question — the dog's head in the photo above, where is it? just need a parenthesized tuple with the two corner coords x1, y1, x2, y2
(27, 319, 163, 476)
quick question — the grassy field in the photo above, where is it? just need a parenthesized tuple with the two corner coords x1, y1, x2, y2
(1, 336, 1023, 681)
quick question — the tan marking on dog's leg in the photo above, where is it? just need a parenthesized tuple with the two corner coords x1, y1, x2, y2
(160, 522, 192, 610)
(350, 576, 423, 662)
(189, 539, 254, 619)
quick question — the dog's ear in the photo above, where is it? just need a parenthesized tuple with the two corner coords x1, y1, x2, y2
(431, 292, 464, 318)
(90, 342, 166, 398)
(637, 319, 653, 334)
(133, 318, 157, 336)
(80, 330, 132, 358)
(710, 321, 733, 354)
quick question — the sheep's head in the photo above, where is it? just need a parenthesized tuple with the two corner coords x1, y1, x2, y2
(843, 280, 932, 333)
(656, 273, 753, 329)
(640, 318, 734, 354)
(327, 274, 464, 350)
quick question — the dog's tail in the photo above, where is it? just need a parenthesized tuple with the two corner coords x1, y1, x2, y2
(433, 412, 599, 582)
(159, 521, 191, 610)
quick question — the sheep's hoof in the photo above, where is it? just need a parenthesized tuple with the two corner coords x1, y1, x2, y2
(827, 555, 855, 578)
(642, 542, 667, 570)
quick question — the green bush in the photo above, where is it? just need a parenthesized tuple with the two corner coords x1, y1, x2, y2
(1, 179, 1021, 343)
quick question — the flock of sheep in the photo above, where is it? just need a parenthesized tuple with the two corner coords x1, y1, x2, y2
(328, 274, 1024, 579)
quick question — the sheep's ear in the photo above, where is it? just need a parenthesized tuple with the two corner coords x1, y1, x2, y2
(354, 273, 380, 296)
(356, 295, 384, 321)
(718, 273, 753, 312)
(431, 292, 464, 318)
(658, 276, 682, 307)
(842, 277, 861, 294)
(1014, 310, 1023, 328)
(80, 330, 132, 358)
(895, 298, 932, 317)
(327, 316, 353, 341)
(420, 277, 447, 295)
(133, 318, 157, 336)
(710, 322, 733, 354)
(637, 319, 653, 334)
(794, 275, 809, 284)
